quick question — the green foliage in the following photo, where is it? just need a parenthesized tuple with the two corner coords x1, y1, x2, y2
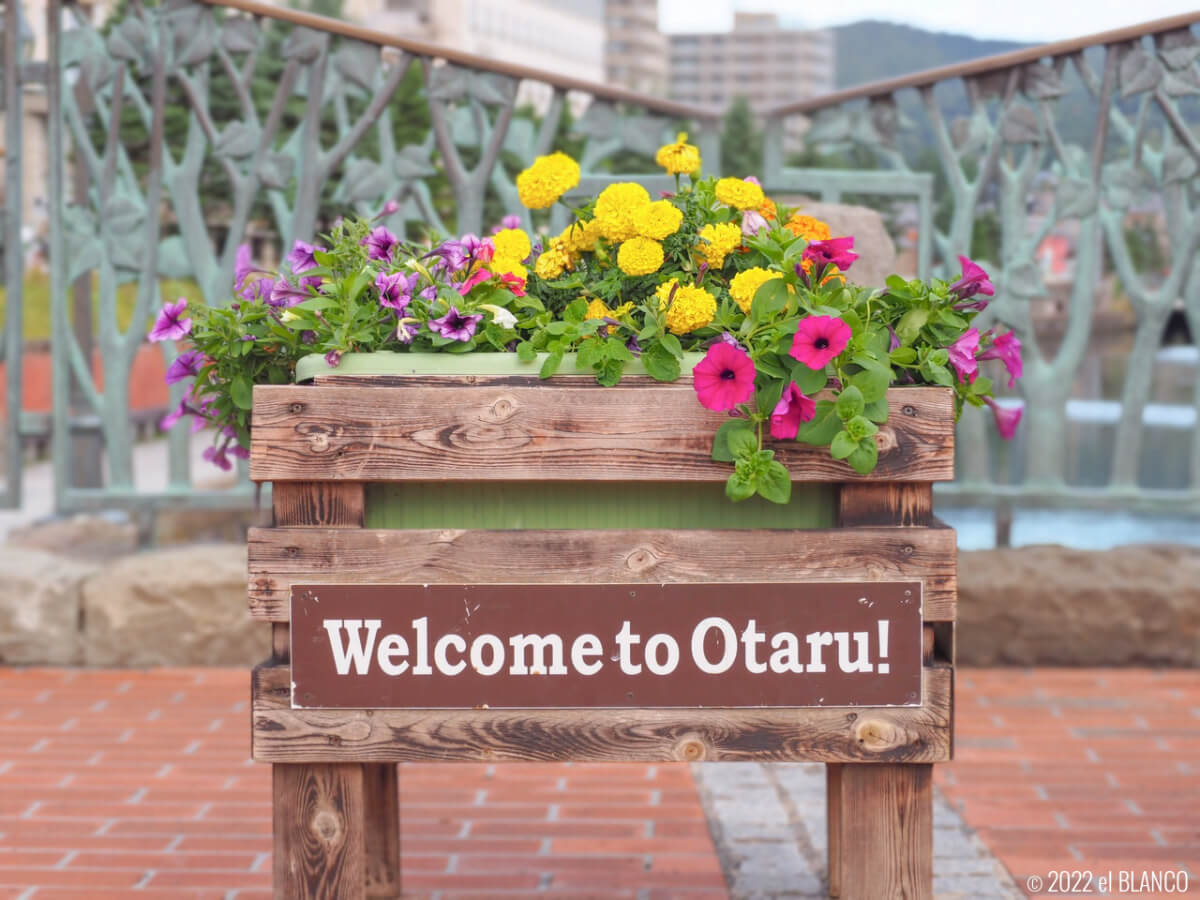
(720, 96, 763, 178)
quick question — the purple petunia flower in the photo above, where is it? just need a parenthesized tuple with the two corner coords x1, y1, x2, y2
(325, 350, 342, 368)
(395, 320, 419, 344)
(362, 226, 399, 262)
(428, 306, 484, 342)
(376, 270, 419, 311)
(268, 277, 318, 308)
(301, 330, 317, 345)
(286, 240, 323, 274)
(160, 397, 191, 430)
(419, 285, 437, 303)
(375, 199, 400, 219)
(203, 445, 232, 472)
(234, 244, 256, 291)
(149, 299, 191, 343)
(164, 349, 204, 385)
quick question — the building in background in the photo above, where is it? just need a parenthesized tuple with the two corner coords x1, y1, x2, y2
(668, 12, 834, 143)
(604, 0, 668, 96)
(361, 0, 606, 110)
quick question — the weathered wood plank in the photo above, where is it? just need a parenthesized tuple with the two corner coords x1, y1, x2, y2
(247, 526, 958, 622)
(273, 763, 365, 900)
(251, 665, 951, 764)
(827, 763, 843, 897)
(836, 763, 933, 899)
(250, 384, 955, 483)
(273, 482, 366, 528)
(362, 764, 400, 898)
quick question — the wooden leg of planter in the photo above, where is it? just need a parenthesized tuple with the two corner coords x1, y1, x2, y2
(826, 763, 842, 897)
(363, 764, 401, 897)
(835, 763, 932, 900)
(273, 763, 366, 900)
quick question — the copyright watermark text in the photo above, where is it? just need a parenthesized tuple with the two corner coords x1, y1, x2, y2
(1026, 870, 1190, 894)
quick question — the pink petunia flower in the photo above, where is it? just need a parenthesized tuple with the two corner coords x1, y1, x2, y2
(693, 342, 756, 412)
(770, 382, 817, 440)
(741, 209, 769, 237)
(984, 396, 1022, 440)
(789, 316, 851, 370)
(979, 330, 1022, 387)
(803, 236, 858, 272)
(499, 272, 526, 297)
(457, 268, 493, 296)
(149, 299, 191, 343)
(947, 328, 981, 384)
(950, 255, 994, 302)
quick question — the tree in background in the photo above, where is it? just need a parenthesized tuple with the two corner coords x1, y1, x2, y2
(720, 96, 763, 178)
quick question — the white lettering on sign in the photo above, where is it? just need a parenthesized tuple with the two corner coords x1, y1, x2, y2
(317, 616, 898, 679)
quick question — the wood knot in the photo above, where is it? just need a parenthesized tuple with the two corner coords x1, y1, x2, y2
(306, 431, 330, 452)
(674, 734, 709, 761)
(854, 718, 904, 752)
(289, 402, 304, 414)
(311, 810, 343, 843)
(901, 544, 915, 556)
(625, 547, 658, 573)
(486, 396, 519, 422)
(902, 405, 917, 416)
(874, 427, 898, 453)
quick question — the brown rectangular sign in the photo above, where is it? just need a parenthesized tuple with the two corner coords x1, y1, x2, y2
(290, 582, 923, 710)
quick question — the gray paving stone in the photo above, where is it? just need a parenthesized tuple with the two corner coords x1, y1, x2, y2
(691, 762, 1023, 900)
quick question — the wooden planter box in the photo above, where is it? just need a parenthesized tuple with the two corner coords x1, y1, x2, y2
(247, 354, 957, 899)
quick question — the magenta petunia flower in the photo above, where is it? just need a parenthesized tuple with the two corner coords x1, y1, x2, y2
(692, 342, 756, 412)
(499, 272, 526, 297)
(979, 330, 1022, 387)
(789, 316, 851, 370)
(160, 397, 191, 430)
(428, 306, 484, 342)
(803, 236, 858, 272)
(947, 328, 981, 384)
(362, 226, 399, 262)
(376, 270, 418, 310)
(984, 397, 1022, 440)
(202, 444, 232, 472)
(950, 255, 994, 302)
(457, 268, 493, 296)
(286, 240, 323, 274)
(375, 199, 400, 219)
(770, 382, 817, 440)
(234, 244, 257, 291)
(149, 299, 191, 343)
(164, 349, 204, 385)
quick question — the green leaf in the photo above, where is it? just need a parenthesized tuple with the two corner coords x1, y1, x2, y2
(659, 333, 684, 359)
(516, 341, 537, 363)
(751, 279, 790, 322)
(844, 414, 879, 442)
(889, 346, 916, 365)
(756, 460, 792, 504)
(847, 437, 880, 474)
(725, 470, 756, 502)
(896, 307, 929, 341)
(596, 358, 624, 387)
(864, 397, 890, 423)
(920, 359, 954, 387)
(796, 400, 841, 446)
(544, 321, 570, 335)
(726, 425, 759, 460)
(756, 379, 785, 419)
(835, 384, 864, 420)
(830, 429, 857, 460)
(641, 343, 680, 382)
(755, 353, 787, 379)
(540, 351, 564, 379)
(231, 375, 253, 410)
(849, 366, 889, 404)
(564, 298, 588, 323)
(712, 419, 755, 462)
(885, 274, 911, 293)
(791, 360, 828, 395)
(576, 338, 603, 370)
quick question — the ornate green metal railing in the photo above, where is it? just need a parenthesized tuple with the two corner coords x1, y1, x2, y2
(2, 0, 1199, 520)
(770, 12, 1200, 513)
(3, 0, 721, 512)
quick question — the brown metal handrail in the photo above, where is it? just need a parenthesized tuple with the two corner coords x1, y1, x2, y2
(198, 0, 721, 122)
(770, 10, 1200, 117)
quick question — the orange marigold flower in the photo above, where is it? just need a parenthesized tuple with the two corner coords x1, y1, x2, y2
(786, 214, 832, 241)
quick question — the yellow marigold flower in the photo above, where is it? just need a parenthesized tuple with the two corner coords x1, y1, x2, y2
(655, 132, 702, 175)
(617, 237, 664, 276)
(786, 214, 831, 241)
(715, 177, 766, 211)
(729, 267, 785, 315)
(656, 279, 717, 335)
(633, 200, 683, 241)
(534, 237, 572, 280)
(516, 151, 580, 210)
(696, 222, 743, 269)
(585, 299, 636, 320)
(559, 219, 601, 255)
(594, 182, 651, 242)
(492, 228, 531, 263)
(491, 256, 527, 280)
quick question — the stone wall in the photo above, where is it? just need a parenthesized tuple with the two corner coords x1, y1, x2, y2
(0, 542, 1196, 667)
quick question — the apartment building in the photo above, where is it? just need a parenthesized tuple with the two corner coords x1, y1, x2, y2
(604, 0, 668, 96)
(669, 12, 835, 130)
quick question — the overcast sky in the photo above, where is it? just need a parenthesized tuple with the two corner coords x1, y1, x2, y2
(658, 0, 1199, 43)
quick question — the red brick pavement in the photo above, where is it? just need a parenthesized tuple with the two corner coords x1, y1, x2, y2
(0, 666, 1197, 898)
